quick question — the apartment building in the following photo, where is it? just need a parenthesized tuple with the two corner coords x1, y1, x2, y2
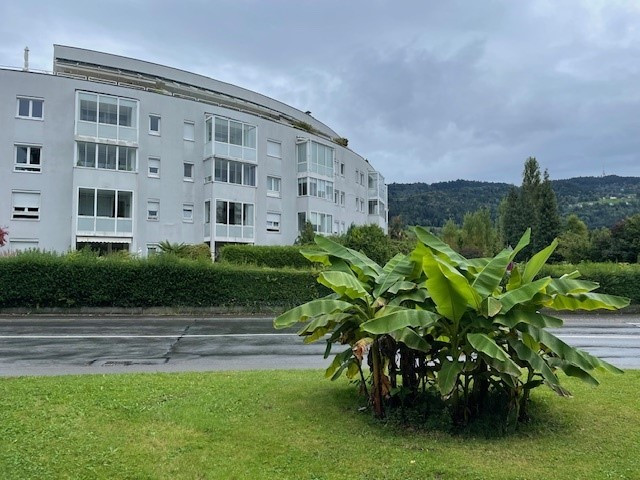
(0, 45, 387, 256)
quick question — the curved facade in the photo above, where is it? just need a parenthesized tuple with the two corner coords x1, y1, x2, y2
(0, 45, 387, 255)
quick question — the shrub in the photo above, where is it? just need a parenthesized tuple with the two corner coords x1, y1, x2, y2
(0, 253, 325, 309)
(541, 262, 640, 304)
(219, 245, 310, 269)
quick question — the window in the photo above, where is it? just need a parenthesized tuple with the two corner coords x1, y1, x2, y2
(334, 189, 339, 204)
(10, 239, 39, 252)
(360, 172, 365, 186)
(16, 97, 43, 119)
(340, 162, 345, 176)
(213, 158, 256, 186)
(340, 191, 345, 206)
(183, 162, 194, 181)
(76, 142, 136, 172)
(360, 199, 365, 212)
(309, 211, 333, 234)
(210, 116, 257, 161)
(77, 93, 136, 128)
(216, 200, 254, 226)
(267, 212, 281, 232)
(183, 121, 195, 141)
(267, 140, 282, 158)
(148, 157, 160, 178)
(12, 191, 40, 220)
(204, 201, 211, 224)
(297, 177, 333, 199)
(369, 200, 379, 215)
(149, 115, 161, 135)
(298, 212, 307, 232)
(355, 169, 360, 183)
(182, 204, 194, 222)
(147, 200, 159, 221)
(267, 176, 281, 197)
(297, 140, 334, 176)
(15, 145, 41, 172)
(147, 244, 159, 256)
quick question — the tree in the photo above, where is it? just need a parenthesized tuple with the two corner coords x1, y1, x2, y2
(609, 214, 640, 262)
(460, 208, 497, 257)
(388, 215, 407, 241)
(295, 221, 316, 245)
(275, 229, 628, 426)
(441, 219, 460, 251)
(537, 170, 561, 252)
(342, 224, 390, 266)
(0, 227, 7, 247)
(557, 215, 590, 263)
(588, 227, 613, 262)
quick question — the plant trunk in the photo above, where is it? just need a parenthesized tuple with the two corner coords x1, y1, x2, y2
(370, 338, 385, 419)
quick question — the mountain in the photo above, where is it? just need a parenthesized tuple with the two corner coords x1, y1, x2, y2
(388, 175, 640, 229)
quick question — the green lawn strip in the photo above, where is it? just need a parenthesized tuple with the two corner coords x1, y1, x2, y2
(0, 370, 638, 480)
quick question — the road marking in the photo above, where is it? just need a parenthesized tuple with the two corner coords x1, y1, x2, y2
(556, 334, 640, 340)
(0, 333, 299, 339)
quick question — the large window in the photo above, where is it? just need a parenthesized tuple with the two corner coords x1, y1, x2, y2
(309, 211, 333, 234)
(77, 188, 132, 234)
(78, 93, 136, 128)
(266, 212, 281, 232)
(207, 116, 256, 162)
(297, 140, 333, 176)
(214, 158, 256, 186)
(267, 140, 282, 158)
(215, 200, 254, 239)
(15, 144, 41, 172)
(12, 191, 40, 220)
(16, 97, 43, 119)
(297, 177, 333, 199)
(76, 142, 136, 171)
(183, 121, 195, 141)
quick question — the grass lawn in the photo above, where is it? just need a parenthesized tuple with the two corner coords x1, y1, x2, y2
(0, 370, 639, 480)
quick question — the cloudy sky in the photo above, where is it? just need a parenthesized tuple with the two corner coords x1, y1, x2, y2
(2, 0, 639, 184)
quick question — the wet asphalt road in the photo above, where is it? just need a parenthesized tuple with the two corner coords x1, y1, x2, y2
(0, 314, 638, 376)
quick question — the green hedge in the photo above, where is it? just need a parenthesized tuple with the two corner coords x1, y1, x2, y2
(219, 245, 311, 269)
(0, 253, 326, 309)
(541, 262, 640, 304)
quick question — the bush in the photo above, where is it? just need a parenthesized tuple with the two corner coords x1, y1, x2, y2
(541, 262, 640, 304)
(219, 244, 309, 269)
(0, 252, 326, 309)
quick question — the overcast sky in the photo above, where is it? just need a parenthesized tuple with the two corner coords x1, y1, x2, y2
(2, 0, 639, 184)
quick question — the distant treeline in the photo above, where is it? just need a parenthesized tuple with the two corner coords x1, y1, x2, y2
(389, 175, 640, 229)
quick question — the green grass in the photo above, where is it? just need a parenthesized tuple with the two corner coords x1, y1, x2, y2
(1, 371, 639, 480)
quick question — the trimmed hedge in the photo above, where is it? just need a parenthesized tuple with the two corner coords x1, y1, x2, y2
(0, 253, 326, 309)
(219, 245, 310, 269)
(541, 262, 640, 304)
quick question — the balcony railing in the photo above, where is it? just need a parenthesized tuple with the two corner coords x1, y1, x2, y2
(77, 216, 133, 235)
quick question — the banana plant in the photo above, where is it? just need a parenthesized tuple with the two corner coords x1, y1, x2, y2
(274, 229, 629, 424)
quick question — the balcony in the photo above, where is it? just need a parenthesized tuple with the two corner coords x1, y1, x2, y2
(77, 216, 132, 235)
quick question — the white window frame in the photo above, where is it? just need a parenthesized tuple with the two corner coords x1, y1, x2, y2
(267, 175, 281, 197)
(16, 96, 44, 120)
(148, 157, 160, 178)
(309, 211, 333, 234)
(266, 140, 282, 158)
(147, 200, 160, 221)
(266, 212, 281, 233)
(14, 144, 42, 173)
(182, 203, 194, 223)
(9, 239, 39, 252)
(146, 243, 160, 256)
(213, 158, 256, 187)
(149, 114, 161, 135)
(11, 190, 41, 220)
(75, 141, 137, 172)
(183, 121, 195, 141)
(183, 162, 194, 181)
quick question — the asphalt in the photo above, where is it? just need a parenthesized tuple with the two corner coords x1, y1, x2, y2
(0, 314, 638, 376)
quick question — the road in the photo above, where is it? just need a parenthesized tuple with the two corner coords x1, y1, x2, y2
(0, 314, 638, 376)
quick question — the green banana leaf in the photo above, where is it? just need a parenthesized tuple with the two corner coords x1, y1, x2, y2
(498, 277, 552, 313)
(274, 299, 353, 328)
(318, 271, 371, 301)
(361, 309, 440, 334)
(467, 333, 521, 376)
(438, 359, 463, 395)
(548, 292, 630, 311)
(315, 236, 382, 279)
(522, 239, 558, 283)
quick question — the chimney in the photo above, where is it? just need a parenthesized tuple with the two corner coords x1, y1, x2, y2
(23, 46, 29, 71)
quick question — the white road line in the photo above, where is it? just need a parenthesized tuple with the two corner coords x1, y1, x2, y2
(556, 334, 640, 340)
(0, 333, 299, 339)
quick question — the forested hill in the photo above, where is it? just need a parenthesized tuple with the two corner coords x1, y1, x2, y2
(388, 175, 640, 229)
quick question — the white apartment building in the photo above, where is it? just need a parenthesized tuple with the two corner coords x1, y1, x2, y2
(0, 45, 387, 256)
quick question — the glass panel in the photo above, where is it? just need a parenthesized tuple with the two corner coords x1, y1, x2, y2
(118, 147, 135, 171)
(16, 146, 27, 164)
(77, 217, 94, 231)
(79, 94, 97, 122)
(206, 117, 213, 142)
(78, 188, 95, 216)
(214, 159, 227, 182)
(298, 212, 306, 231)
(77, 142, 96, 167)
(267, 140, 281, 157)
(229, 121, 243, 146)
(149, 115, 160, 132)
(298, 178, 307, 196)
(96, 217, 115, 232)
(30, 148, 40, 165)
(118, 100, 135, 127)
(184, 122, 195, 141)
(31, 100, 43, 118)
(204, 201, 211, 224)
(229, 161, 242, 184)
(243, 125, 256, 149)
(216, 200, 227, 224)
(117, 191, 132, 218)
(243, 164, 256, 186)
(98, 97, 118, 125)
(243, 204, 254, 226)
(215, 118, 228, 142)
(229, 202, 242, 225)
(98, 144, 117, 169)
(184, 163, 193, 178)
(18, 98, 30, 117)
(96, 190, 115, 217)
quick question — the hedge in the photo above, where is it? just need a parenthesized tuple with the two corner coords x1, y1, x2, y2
(219, 244, 311, 269)
(541, 262, 640, 304)
(0, 253, 327, 309)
